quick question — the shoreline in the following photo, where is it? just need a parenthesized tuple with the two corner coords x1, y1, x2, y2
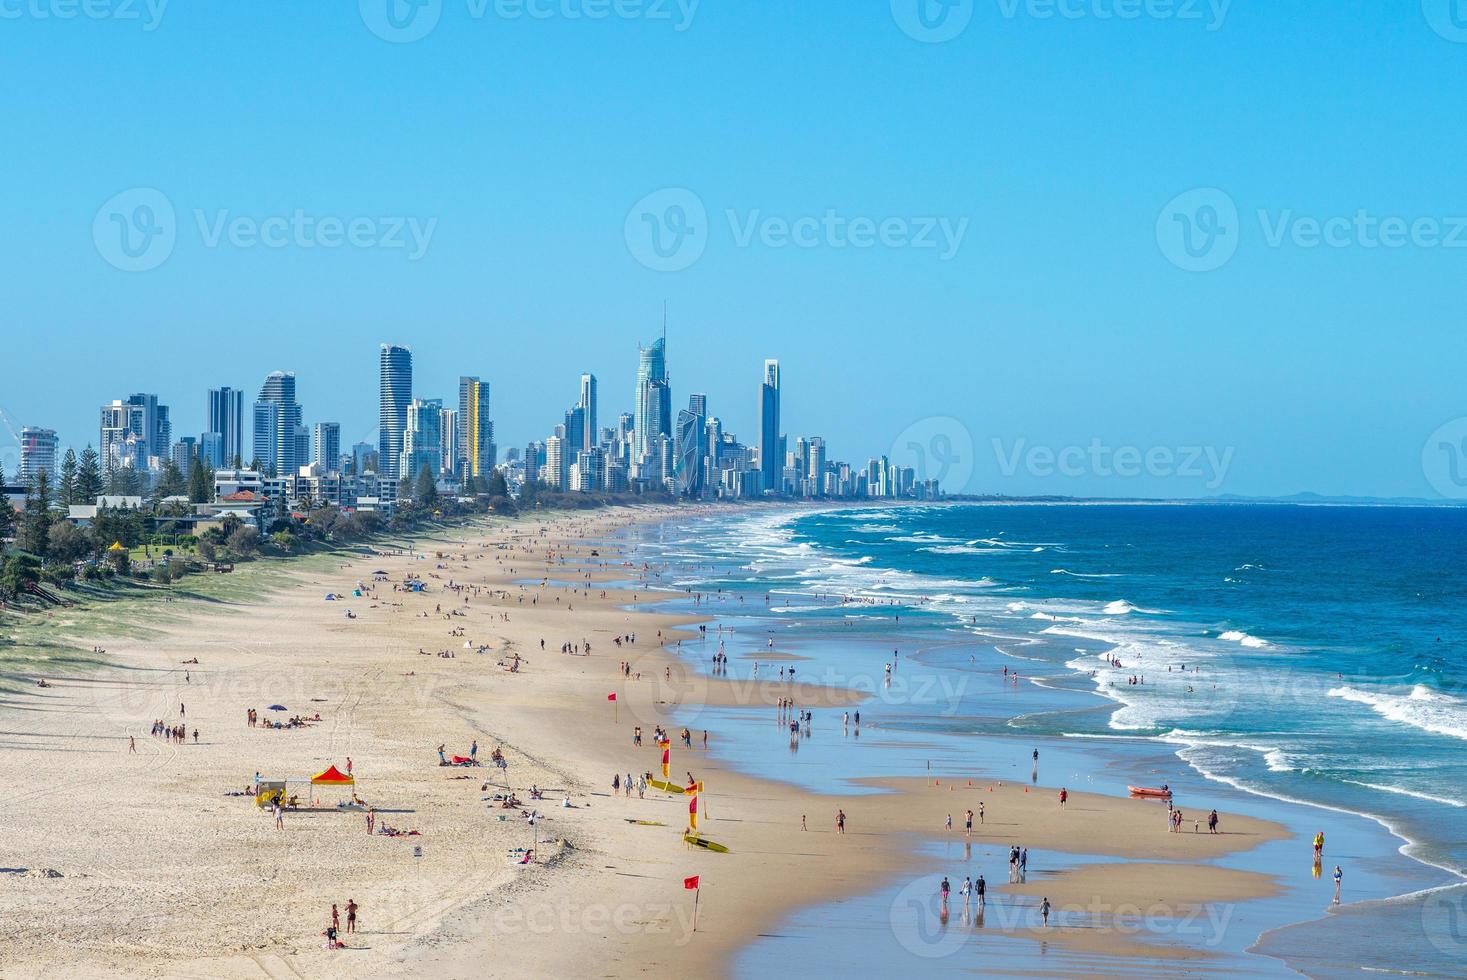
(0, 504, 1361, 979)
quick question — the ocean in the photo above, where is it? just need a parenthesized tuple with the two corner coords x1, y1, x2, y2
(625, 502, 1467, 977)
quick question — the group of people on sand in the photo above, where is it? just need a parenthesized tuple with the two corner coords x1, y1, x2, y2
(150, 719, 196, 744)
(323, 900, 358, 948)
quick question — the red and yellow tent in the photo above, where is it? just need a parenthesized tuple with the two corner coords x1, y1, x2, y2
(311, 764, 354, 786)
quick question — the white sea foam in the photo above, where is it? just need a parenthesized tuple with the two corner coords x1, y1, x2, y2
(1328, 685, 1467, 742)
(1340, 780, 1467, 809)
(1050, 568, 1121, 579)
(1218, 629, 1270, 648)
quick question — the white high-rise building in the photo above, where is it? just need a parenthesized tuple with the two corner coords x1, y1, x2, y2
(19, 427, 58, 486)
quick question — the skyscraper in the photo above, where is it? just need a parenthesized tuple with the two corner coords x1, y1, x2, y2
(759, 359, 781, 494)
(579, 373, 598, 450)
(544, 435, 566, 489)
(674, 394, 707, 497)
(207, 387, 244, 466)
(254, 371, 302, 476)
(379, 344, 413, 481)
(439, 406, 458, 477)
(402, 398, 443, 482)
(314, 422, 341, 472)
(99, 394, 168, 471)
(633, 337, 671, 463)
(457, 376, 494, 482)
(19, 427, 58, 486)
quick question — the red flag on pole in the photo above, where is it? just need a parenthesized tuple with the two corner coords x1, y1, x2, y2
(606, 693, 617, 701)
(684, 875, 700, 890)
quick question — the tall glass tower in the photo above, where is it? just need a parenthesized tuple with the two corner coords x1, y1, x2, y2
(255, 371, 301, 477)
(379, 344, 413, 481)
(207, 386, 244, 466)
(634, 337, 670, 462)
(759, 359, 781, 493)
(579, 373, 598, 450)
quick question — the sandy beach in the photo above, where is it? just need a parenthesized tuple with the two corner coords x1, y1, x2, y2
(0, 505, 1288, 979)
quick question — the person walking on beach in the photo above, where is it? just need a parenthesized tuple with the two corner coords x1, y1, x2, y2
(346, 899, 358, 934)
(331, 904, 340, 932)
(976, 874, 986, 908)
(274, 802, 284, 830)
(1058, 788, 1067, 808)
(1332, 866, 1342, 905)
(965, 809, 973, 836)
(960, 876, 972, 911)
(836, 810, 846, 834)
(128, 735, 136, 754)
(946, 814, 952, 832)
(979, 801, 984, 825)
(1040, 897, 1051, 927)
(1208, 809, 1219, 834)
(940, 876, 950, 907)
(801, 814, 807, 831)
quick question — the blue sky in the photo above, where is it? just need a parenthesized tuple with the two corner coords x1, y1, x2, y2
(3, 0, 1466, 498)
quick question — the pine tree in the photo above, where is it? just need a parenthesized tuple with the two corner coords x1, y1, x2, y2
(154, 459, 187, 502)
(414, 464, 439, 507)
(19, 469, 52, 556)
(76, 445, 103, 502)
(187, 458, 212, 504)
(0, 462, 14, 540)
(59, 448, 78, 506)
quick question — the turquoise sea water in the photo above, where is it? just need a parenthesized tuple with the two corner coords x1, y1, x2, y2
(626, 503, 1467, 977)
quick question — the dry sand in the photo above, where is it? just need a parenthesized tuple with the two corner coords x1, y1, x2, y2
(0, 506, 1287, 978)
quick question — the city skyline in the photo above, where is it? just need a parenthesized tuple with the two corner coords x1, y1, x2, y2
(3, 334, 926, 500)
